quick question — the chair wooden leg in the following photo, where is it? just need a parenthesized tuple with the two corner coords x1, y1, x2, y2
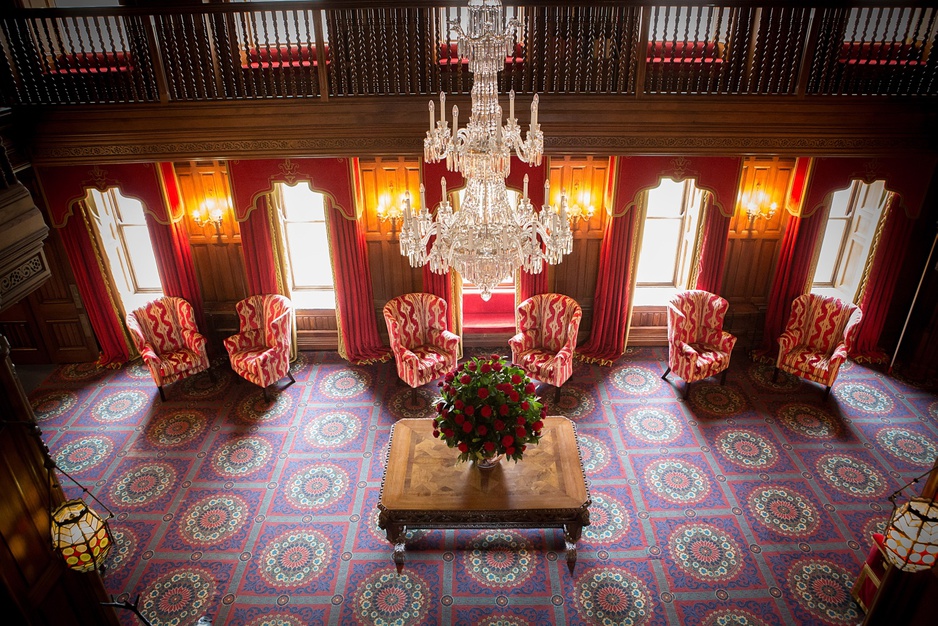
(287, 370, 296, 384)
(772, 367, 780, 383)
(411, 387, 417, 404)
(554, 385, 562, 403)
(720, 369, 728, 386)
(158, 386, 166, 402)
(662, 367, 671, 380)
(263, 386, 271, 402)
(683, 382, 690, 399)
(824, 385, 832, 400)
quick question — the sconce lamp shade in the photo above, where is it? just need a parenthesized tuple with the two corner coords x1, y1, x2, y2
(883, 497, 938, 572)
(51, 499, 112, 572)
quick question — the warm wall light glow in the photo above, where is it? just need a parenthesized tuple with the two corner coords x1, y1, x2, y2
(565, 182, 596, 224)
(192, 197, 226, 238)
(743, 183, 778, 222)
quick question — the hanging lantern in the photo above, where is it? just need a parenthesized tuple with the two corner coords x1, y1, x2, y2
(883, 496, 938, 572)
(51, 498, 113, 572)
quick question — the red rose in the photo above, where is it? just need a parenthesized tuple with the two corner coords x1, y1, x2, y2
(505, 446, 516, 456)
(467, 361, 477, 371)
(525, 382, 535, 394)
(490, 354, 500, 361)
(455, 399, 464, 409)
(464, 404, 475, 416)
(480, 405, 493, 418)
(454, 413, 465, 425)
(438, 381, 443, 387)
(509, 391, 520, 402)
(493, 362, 502, 371)
(499, 404, 509, 416)
(477, 387, 490, 399)
(541, 407, 547, 416)
(445, 372, 455, 383)
(433, 429, 440, 438)
(493, 420, 505, 432)
(462, 421, 473, 433)
(480, 364, 491, 373)
(533, 420, 543, 431)
(437, 403, 444, 413)
(460, 374, 472, 384)
(521, 401, 530, 411)
(458, 442, 469, 453)
(520, 445, 527, 452)
(516, 426, 527, 438)
(483, 441, 496, 452)
(443, 428, 455, 438)
(511, 374, 522, 384)
(477, 424, 488, 436)
(502, 435, 514, 447)
(517, 416, 526, 425)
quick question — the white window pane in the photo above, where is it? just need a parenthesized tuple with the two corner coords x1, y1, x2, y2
(814, 220, 847, 285)
(636, 220, 681, 284)
(827, 186, 853, 218)
(114, 192, 146, 224)
(123, 225, 163, 291)
(286, 222, 332, 288)
(282, 182, 325, 221)
(645, 179, 686, 218)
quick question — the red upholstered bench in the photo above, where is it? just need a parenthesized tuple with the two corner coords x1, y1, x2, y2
(851, 532, 889, 612)
(646, 40, 723, 65)
(463, 290, 516, 335)
(839, 41, 922, 67)
(242, 44, 329, 70)
(49, 51, 133, 75)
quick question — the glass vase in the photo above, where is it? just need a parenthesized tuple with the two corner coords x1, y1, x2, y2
(475, 454, 503, 470)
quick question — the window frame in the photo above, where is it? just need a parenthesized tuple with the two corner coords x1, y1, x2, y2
(274, 181, 336, 310)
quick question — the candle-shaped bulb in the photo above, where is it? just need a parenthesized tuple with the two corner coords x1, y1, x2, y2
(441, 177, 447, 201)
(440, 92, 446, 122)
(523, 173, 529, 199)
(429, 100, 435, 130)
(419, 183, 426, 211)
(452, 105, 459, 139)
(531, 94, 539, 127)
(509, 89, 515, 120)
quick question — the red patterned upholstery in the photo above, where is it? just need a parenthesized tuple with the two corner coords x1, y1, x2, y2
(777, 294, 862, 391)
(509, 294, 582, 389)
(225, 295, 294, 394)
(126, 297, 210, 400)
(383, 293, 459, 389)
(664, 290, 737, 393)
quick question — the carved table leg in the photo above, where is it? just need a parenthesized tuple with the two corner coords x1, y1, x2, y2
(382, 522, 407, 574)
(564, 522, 584, 574)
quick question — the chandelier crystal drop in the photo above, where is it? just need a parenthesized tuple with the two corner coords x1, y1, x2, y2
(398, 0, 573, 301)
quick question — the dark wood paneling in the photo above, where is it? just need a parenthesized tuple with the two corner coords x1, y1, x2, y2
(629, 306, 668, 346)
(296, 310, 339, 351)
(0, 339, 119, 625)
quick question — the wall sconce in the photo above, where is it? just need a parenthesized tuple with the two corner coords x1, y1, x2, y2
(744, 183, 778, 223)
(48, 460, 114, 573)
(192, 198, 225, 240)
(564, 182, 596, 226)
(377, 188, 410, 237)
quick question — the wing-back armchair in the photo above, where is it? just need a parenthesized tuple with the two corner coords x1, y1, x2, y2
(224, 294, 295, 401)
(383, 293, 460, 391)
(509, 293, 582, 399)
(775, 293, 862, 398)
(662, 290, 737, 398)
(126, 296, 210, 401)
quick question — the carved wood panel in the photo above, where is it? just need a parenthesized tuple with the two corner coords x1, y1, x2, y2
(722, 157, 795, 310)
(359, 157, 424, 332)
(548, 156, 609, 341)
(173, 160, 247, 348)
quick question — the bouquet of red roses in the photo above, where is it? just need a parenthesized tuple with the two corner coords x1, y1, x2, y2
(433, 354, 547, 463)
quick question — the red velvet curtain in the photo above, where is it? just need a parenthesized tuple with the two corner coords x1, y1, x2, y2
(852, 195, 914, 361)
(577, 209, 638, 364)
(239, 196, 279, 296)
(144, 213, 206, 332)
(519, 268, 548, 303)
(758, 209, 826, 357)
(59, 215, 130, 366)
(694, 194, 732, 294)
(328, 205, 390, 364)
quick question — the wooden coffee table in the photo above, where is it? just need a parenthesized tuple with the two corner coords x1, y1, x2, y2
(378, 416, 591, 574)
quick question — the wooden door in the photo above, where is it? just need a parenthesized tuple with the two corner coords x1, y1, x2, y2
(0, 226, 99, 365)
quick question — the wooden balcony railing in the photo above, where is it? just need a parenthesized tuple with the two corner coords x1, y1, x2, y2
(0, 2, 935, 106)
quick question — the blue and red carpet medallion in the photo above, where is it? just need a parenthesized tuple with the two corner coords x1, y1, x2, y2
(28, 347, 937, 624)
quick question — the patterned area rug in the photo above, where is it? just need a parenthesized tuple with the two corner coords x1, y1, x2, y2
(32, 348, 938, 625)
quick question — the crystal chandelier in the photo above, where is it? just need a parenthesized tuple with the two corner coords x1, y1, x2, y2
(398, 0, 573, 301)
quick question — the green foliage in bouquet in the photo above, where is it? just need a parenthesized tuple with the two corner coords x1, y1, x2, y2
(433, 354, 547, 463)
